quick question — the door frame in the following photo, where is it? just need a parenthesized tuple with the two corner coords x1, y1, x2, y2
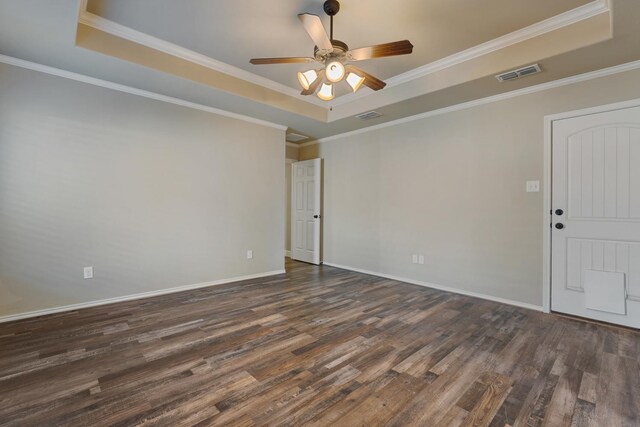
(291, 158, 323, 265)
(285, 158, 297, 259)
(542, 97, 640, 313)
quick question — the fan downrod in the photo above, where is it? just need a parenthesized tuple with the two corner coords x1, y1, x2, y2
(323, 0, 340, 16)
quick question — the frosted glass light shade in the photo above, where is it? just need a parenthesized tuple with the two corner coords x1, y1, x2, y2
(325, 61, 345, 83)
(317, 83, 335, 100)
(297, 69, 318, 90)
(346, 72, 365, 92)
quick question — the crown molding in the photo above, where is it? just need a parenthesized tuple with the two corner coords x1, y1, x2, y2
(388, 0, 609, 87)
(329, 0, 610, 107)
(0, 54, 288, 131)
(307, 59, 640, 145)
(77, 11, 327, 108)
(76, 1, 610, 112)
(5, 54, 633, 145)
(286, 142, 302, 148)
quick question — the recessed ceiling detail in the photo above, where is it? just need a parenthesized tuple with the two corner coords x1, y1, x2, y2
(286, 132, 310, 143)
(0, 0, 630, 141)
(76, 0, 614, 124)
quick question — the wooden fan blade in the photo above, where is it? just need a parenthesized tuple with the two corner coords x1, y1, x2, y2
(250, 57, 315, 65)
(348, 40, 413, 61)
(301, 70, 325, 96)
(298, 13, 333, 51)
(345, 65, 386, 91)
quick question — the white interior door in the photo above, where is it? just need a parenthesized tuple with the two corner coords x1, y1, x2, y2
(551, 105, 640, 328)
(292, 159, 322, 264)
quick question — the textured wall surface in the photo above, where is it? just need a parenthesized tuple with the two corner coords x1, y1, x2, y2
(301, 68, 640, 306)
(0, 64, 285, 317)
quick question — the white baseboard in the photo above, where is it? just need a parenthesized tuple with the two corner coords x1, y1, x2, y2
(0, 269, 286, 324)
(284, 250, 292, 258)
(322, 262, 544, 312)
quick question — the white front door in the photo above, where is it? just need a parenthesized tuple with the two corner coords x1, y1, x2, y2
(551, 105, 640, 328)
(291, 159, 322, 264)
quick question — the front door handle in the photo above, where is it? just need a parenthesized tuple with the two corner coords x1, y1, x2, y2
(555, 223, 564, 230)
(313, 215, 321, 219)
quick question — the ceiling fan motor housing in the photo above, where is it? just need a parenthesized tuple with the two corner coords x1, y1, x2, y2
(323, 0, 340, 16)
(314, 39, 348, 62)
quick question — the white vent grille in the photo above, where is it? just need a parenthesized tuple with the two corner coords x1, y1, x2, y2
(355, 111, 383, 120)
(495, 64, 541, 82)
(285, 132, 308, 143)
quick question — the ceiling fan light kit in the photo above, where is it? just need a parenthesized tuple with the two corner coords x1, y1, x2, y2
(325, 61, 345, 82)
(250, 0, 413, 102)
(297, 69, 319, 90)
(346, 72, 365, 92)
(317, 83, 335, 101)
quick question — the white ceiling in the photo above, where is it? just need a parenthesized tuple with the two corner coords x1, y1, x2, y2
(87, 0, 591, 92)
(1, 1, 639, 141)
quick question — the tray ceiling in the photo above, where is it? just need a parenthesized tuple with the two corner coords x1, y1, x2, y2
(1, 0, 639, 141)
(87, 0, 593, 91)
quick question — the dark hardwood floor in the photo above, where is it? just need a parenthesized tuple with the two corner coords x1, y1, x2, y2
(0, 259, 639, 426)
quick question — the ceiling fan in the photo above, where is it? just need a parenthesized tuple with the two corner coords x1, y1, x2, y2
(249, 0, 413, 101)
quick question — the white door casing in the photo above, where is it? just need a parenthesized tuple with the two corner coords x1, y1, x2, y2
(551, 105, 640, 328)
(292, 159, 322, 264)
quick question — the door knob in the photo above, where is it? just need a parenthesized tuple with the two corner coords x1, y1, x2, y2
(555, 223, 564, 230)
(313, 215, 320, 219)
(555, 209, 564, 216)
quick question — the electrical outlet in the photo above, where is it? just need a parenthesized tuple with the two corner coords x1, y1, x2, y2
(83, 266, 93, 279)
(247, 250, 253, 259)
(418, 255, 425, 265)
(412, 254, 418, 264)
(526, 180, 540, 193)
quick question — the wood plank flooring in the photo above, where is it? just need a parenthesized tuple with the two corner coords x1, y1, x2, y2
(0, 259, 639, 426)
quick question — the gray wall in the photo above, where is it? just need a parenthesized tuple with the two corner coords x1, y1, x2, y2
(301, 67, 640, 307)
(0, 64, 285, 317)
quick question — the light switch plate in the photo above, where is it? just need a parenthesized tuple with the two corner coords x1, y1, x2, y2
(247, 250, 253, 259)
(412, 254, 418, 264)
(418, 255, 425, 265)
(83, 266, 93, 279)
(526, 181, 540, 193)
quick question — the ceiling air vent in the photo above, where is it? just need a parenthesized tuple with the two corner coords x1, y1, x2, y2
(495, 64, 541, 82)
(355, 111, 383, 120)
(286, 132, 309, 143)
